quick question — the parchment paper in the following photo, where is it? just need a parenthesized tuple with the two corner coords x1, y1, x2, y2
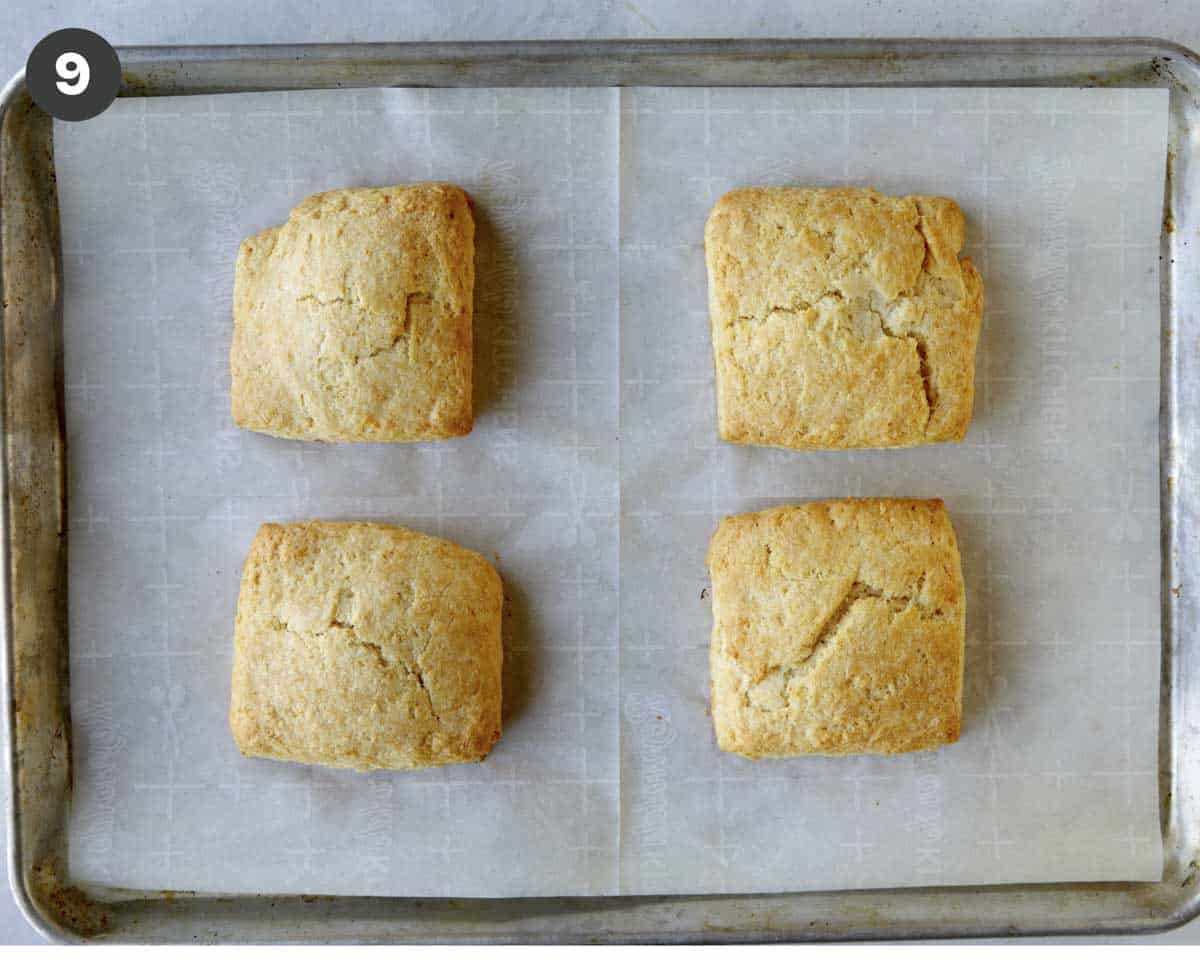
(58, 87, 621, 897)
(55, 85, 1167, 897)
(617, 87, 1167, 893)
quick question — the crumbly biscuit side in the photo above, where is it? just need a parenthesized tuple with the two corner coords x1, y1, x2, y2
(230, 520, 502, 771)
(707, 498, 965, 758)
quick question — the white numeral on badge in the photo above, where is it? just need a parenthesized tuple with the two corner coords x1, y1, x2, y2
(54, 52, 89, 95)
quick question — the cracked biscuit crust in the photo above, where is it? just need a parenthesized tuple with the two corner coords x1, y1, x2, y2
(232, 184, 474, 442)
(230, 521, 503, 771)
(705, 187, 983, 449)
(707, 499, 965, 758)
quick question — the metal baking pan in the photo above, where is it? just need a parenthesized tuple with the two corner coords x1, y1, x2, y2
(2, 37, 1197, 943)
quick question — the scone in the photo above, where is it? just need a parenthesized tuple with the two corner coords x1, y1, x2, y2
(230, 521, 502, 771)
(707, 499, 964, 758)
(232, 184, 474, 442)
(705, 187, 983, 450)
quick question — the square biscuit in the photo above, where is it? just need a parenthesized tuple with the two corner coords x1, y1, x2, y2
(232, 184, 474, 442)
(230, 521, 503, 771)
(707, 499, 965, 758)
(705, 187, 984, 450)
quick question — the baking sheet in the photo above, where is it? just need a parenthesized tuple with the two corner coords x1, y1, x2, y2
(54, 85, 1167, 898)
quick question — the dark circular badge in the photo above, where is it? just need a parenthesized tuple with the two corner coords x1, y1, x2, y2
(26, 29, 120, 122)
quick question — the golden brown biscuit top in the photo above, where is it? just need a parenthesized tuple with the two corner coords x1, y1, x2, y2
(232, 183, 474, 442)
(230, 520, 503, 771)
(707, 499, 965, 757)
(705, 187, 983, 449)
(262, 184, 472, 323)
